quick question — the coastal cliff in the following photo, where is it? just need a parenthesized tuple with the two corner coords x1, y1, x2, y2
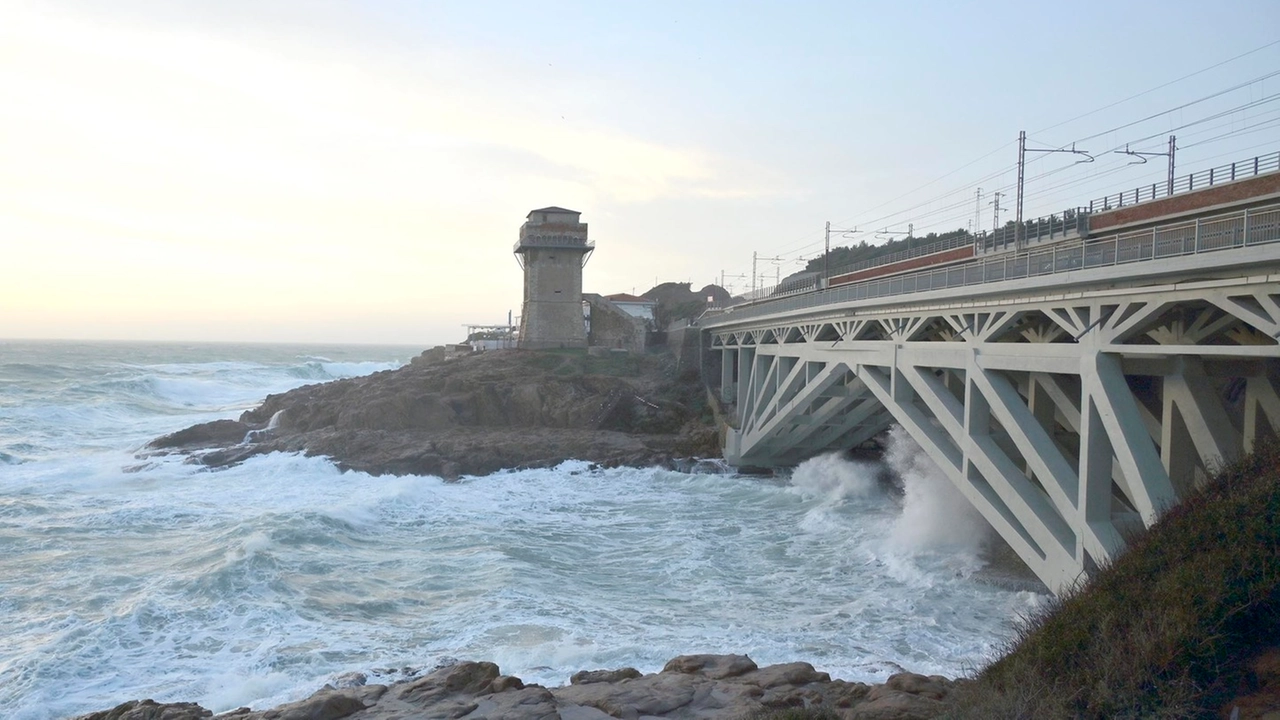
(146, 348, 721, 478)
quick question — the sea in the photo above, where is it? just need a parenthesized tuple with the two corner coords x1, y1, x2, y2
(0, 340, 1045, 719)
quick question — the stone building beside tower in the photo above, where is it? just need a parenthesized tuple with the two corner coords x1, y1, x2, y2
(513, 207, 594, 349)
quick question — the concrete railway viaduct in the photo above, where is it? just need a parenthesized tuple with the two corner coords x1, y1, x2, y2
(699, 158, 1280, 593)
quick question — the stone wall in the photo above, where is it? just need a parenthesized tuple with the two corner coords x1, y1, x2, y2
(666, 323, 703, 378)
(519, 246, 588, 349)
(584, 294, 646, 353)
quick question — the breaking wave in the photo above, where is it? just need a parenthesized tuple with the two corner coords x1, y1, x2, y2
(0, 342, 1043, 719)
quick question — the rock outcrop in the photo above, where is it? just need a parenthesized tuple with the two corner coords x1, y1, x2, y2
(144, 349, 721, 478)
(76, 654, 961, 720)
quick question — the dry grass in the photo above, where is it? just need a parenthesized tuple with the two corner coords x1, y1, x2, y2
(945, 442, 1280, 719)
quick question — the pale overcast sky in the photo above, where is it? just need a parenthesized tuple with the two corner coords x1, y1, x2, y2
(2, 0, 1278, 345)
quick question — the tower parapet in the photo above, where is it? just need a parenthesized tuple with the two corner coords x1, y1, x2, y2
(514, 207, 594, 258)
(514, 207, 593, 349)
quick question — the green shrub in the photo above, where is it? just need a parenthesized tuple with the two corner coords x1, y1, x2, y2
(945, 442, 1280, 719)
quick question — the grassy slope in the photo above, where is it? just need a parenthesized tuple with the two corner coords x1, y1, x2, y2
(945, 442, 1280, 719)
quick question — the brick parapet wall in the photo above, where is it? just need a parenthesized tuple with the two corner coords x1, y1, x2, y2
(1089, 173, 1280, 233)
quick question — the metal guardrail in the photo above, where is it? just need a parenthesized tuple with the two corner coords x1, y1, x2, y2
(707, 203, 1280, 325)
(822, 208, 1091, 273)
(728, 149, 1278, 309)
(739, 277, 820, 302)
(743, 208, 1090, 300)
(980, 207, 1090, 251)
(828, 233, 974, 279)
(743, 234, 979, 301)
(1089, 151, 1280, 212)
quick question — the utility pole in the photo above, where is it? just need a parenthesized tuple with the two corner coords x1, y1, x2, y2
(991, 191, 1004, 235)
(823, 222, 859, 289)
(1115, 134, 1176, 196)
(1016, 130, 1025, 250)
(751, 252, 786, 295)
(824, 222, 829, 290)
(1016, 130, 1093, 252)
(974, 187, 984, 235)
(720, 271, 746, 294)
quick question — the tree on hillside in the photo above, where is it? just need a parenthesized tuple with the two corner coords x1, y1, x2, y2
(799, 228, 972, 277)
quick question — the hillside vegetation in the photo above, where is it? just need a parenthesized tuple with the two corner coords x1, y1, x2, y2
(802, 229, 971, 277)
(945, 442, 1280, 718)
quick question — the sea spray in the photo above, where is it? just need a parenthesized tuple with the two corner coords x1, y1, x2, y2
(883, 425, 992, 555)
(789, 453, 885, 501)
(786, 433, 991, 557)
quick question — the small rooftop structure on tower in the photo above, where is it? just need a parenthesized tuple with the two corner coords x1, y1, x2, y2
(514, 207, 594, 349)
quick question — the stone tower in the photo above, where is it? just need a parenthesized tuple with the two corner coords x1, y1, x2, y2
(514, 207, 594, 349)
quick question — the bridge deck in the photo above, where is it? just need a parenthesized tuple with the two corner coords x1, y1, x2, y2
(702, 201, 1280, 593)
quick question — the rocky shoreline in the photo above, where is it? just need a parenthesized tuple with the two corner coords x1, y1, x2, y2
(76, 654, 961, 720)
(124, 350, 968, 719)
(144, 348, 721, 478)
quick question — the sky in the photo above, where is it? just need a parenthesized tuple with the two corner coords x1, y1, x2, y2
(1, 0, 1278, 345)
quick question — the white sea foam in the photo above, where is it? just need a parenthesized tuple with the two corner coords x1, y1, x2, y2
(314, 360, 401, 378)
(141, 358, 397, 413)
(0, 343, 1044, 720)
(883, 426, 991, 556)
(147, 376, 267, 411)
(790, 452, 882, 502)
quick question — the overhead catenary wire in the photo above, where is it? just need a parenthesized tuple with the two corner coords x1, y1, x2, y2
(1167, 105, 1280, 143)
(1029, 38, 1280, 136)
(828, 60, 1280, 239)
(1120, 91, 1280, 147)
(716, 51, 1280, 291)
(1065, 69, 1280, 147)
(1182, 117, 1280, 149)
(898, 91, 1280, 234)
(888, 74, 1280, 220)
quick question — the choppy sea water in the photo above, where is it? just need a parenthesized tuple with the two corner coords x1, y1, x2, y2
(0, 340, 1044, 719)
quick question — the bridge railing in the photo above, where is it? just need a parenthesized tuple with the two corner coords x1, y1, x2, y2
(980, 207, 1090, 252)
(708, 203, 1280, 324)
(1088, 150, 1280, 212)
(739, 276, 822, 302)
(746, 234, 980, 301)
(827, 232, 975, 278)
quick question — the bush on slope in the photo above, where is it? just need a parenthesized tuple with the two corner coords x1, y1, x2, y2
(946, 442, 1280, 718)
